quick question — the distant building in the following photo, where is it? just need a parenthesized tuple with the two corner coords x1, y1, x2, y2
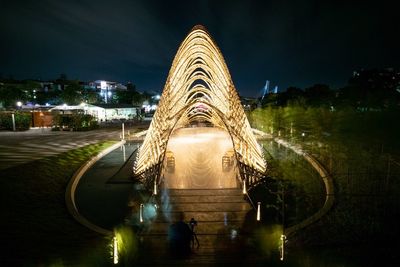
(86, 80, 127, 103)
(261, 80, 279, 96)
(49, 103, 140, 122)
(240, 96, 258, 111)
(350, 68, 400, 91)
(348, 68, 400, 108)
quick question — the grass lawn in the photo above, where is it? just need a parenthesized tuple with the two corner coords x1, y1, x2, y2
(0, 141, 118, 266)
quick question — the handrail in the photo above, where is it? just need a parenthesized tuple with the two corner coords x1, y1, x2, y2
(234, 168, 257, 210)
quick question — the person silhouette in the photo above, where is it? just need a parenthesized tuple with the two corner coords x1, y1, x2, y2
(168, 212, 192, 257)
(189, 218, 200, 248)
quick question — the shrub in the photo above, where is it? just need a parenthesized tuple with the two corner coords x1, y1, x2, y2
(52, 113, 98, 131)
(0, 111, 31, 130)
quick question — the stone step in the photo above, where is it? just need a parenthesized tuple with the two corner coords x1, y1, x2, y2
(154, 210, 249, 222)
(164, 188, 242, 196)
(167, 195, 246, 203)
(134, 233, 260, 266)
(160, 202, 251, 212)
(144, 221, 245, 235)
(134, 255, 260, 267)
(137, 188, 256, 265)
(139, 233, 250, 249)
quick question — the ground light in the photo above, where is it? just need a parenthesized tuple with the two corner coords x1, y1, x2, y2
(257, 202, 261, 221)
(113, 236, 119, 264)
(11, 113, 16, 131)
(280, 234, 286, 261)
(139, 204, 144, 223)
(122, 145, 126, 162)
(153, 180, 157, 195)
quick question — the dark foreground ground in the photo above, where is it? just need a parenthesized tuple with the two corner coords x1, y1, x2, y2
(0, 127, 399, 266)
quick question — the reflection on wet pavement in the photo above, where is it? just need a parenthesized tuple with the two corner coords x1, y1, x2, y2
(163, 127, 237, 189)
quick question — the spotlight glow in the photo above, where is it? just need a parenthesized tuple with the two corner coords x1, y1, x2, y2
(153, 180, 157, 195)
(113, 236, 118, 264)
(139, 204, 144, 223)
(280, 234, 286, 261)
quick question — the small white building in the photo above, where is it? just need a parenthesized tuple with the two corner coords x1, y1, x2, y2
(50, 103, 140, 122)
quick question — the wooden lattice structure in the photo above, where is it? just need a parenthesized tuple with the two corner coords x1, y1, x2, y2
(134, 25, 266, 188)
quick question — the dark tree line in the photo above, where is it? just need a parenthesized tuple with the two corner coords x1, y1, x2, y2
(0, 74, 151, 108)
(260, 68, 400, 110)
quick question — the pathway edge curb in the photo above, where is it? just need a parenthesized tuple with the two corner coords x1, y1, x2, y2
(65, 140, 126, 236)
(253, 128, 334, 237)
(273, 137, 335, 237)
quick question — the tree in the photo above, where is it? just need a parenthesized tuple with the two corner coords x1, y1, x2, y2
(60, 80, 82, 105)
(132, 91, 145, 106)
(276, 87, 304, 106)
(82, 90, 99, 104)
(126, 82, 136, 92)
(23, 80, 41, 104)
(304, 84, 333, 107)
(115, 90, 133, 104)
(0, 83, 26, 108)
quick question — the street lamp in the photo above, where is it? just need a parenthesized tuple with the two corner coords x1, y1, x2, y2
(16, 101, 22, 109)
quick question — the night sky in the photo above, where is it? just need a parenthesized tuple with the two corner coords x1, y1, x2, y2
(1, 0, 398, 97)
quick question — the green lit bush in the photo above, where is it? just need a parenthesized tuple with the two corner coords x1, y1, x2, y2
(0, 111, 31, 130)
(52, 113, 98, 131)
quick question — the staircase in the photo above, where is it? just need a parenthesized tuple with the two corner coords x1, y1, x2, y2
(135, 188, 257, 266)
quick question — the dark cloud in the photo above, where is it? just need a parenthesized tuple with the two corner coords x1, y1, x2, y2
(1, 0, 399, 96)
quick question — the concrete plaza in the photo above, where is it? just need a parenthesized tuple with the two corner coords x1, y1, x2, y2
(0, 128, 122, 170)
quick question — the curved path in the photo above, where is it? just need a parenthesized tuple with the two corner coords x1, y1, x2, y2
(66, 127, 334, 239)
(265, 136, 335, 237)
(65, 140, 132, 235)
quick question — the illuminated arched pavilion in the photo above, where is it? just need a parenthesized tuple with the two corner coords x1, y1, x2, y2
(134, 25, 266, 188)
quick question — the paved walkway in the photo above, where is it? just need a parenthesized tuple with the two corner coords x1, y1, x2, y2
(164, 127, 237, 189)
(0, 128, 122, 170)
(273, 137, 334, 237)
(137, 188, 258, 266)
(74, 141, 140, 230)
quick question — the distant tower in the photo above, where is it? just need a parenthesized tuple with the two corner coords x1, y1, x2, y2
(273, 85, 278, 94)
(261, 80, 269, 100)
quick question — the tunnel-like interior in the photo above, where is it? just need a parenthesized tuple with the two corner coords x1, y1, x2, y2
(162, 126, 237, 189)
